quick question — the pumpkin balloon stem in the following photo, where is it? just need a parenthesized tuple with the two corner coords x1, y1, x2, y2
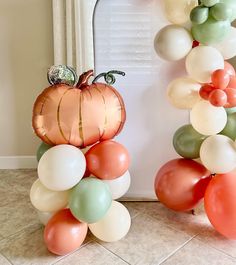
(76, 70, 94, 89)
(92, 70, 125, 85)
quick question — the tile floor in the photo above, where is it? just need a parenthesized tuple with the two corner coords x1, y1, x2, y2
(1, 169, 236, 265)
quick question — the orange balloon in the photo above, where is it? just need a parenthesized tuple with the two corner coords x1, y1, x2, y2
(225, 88, 236, 108)
(228, 76, 236, 89)
(205, 170, 236, 239)
(85, 140, 130, 180)
(209, 89, 227, 107)
(44, 209, 88, 255)
(224, 61, 235, 76)
(154, 159, 211, 212)
(211, 69, 230, 90)
(32, 70, 126, 148)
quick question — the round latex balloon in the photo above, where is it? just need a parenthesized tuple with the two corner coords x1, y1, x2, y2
(220, 113, 236, 140)
(167, 77, 201, 109)
(226, 107, 236, 114)
(102, 171, 131, 200)
(192, 16, 230, 45)
(224, 61, 236, 76)
(36, 142, 52, 162)
(89, 201, 131, 242)
(30, 179, 70, 212)
(173, 124, 206, 159)
(38, 145, 86, 191)
(69, 178, 112, 223)
(220, 0, 236, 22)
(154, 159, 211, 212)
(185, 46, 224, 83)
(37, 210, 55, 226)
(212, 27, 236, 60)
(200, 135, 236, 173)
(86, 140, 130, 180)
(205, 170, 236, 239)
(154, 25, 193, 61)
(190, 100, 227, 135)
(163, 0, 198, 25)
(44, 209, 88, 255)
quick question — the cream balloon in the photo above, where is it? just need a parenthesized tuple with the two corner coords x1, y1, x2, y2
(37, 210, 55, 226)
(30, 179, 70, 212)
(102, 171, 131, 200)
(163, 0, 198, 25)
(212, 27, 236, 60)
(190, 100, 227, 136)
(38, 144, 86, 191)
(167, 77, 201, 109)
(89, 201, 131, 242)
(154, 25, 193, 61)
(186, 46, 224, 83)
(200, 135, 236, 174)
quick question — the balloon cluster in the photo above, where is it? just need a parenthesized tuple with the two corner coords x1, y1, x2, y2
(154, 1, 236, 240)
(30, 66, 131, 256)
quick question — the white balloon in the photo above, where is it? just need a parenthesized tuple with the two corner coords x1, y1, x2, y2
(102, 171, 131, 200)
(154, 25, 193, 61)
(37, 210, 55, 226)
(212, 27, 236, 60)
(89, 201, 131, 242)
(190, 100, 227, 136)
(38, 144, 86, 191)
(163, 0, 198, 25)
(30, 179, 70, 212)
(186, 46, 224, 83)
(167, 77, 201, 109)
(200, 135, 236, 174)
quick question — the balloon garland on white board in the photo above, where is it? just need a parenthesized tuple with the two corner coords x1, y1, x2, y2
(154, 0, 236, 240)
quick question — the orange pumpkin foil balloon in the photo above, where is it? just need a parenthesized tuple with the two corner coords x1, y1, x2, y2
(32, 68, 126, 148)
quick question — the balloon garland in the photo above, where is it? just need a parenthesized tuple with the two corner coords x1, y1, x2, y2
(154, 0, 236, 240)
(30, 66, 131, 255)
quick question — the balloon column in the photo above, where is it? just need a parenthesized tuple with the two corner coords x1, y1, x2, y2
(30, 65, 131, 255)
(154, 0, 236, 240)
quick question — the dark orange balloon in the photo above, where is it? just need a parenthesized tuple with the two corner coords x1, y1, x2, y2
(44, 209, 88, 256)
(211, 69, 230, 90)
(224, 61, 235, 77)
(154, 159, 211, 212)
(32, 70, 126, 148)
(85, 140, 130, 180)
(205, 170, 236, 239)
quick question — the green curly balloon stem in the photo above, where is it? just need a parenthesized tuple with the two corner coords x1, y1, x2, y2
(92, 70, 125, 85)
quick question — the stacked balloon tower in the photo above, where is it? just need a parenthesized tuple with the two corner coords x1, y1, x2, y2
(154, 0, 236, 240)
(30, 66, 131, 255)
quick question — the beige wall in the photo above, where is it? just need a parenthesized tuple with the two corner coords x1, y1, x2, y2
(0, 0, 53, 156)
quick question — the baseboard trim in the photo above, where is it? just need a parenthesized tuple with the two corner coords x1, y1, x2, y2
(0, 156, 37, 169)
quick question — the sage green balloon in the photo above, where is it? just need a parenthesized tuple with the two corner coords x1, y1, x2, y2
(226, 107, 236, 114)
(220, 113, 236, 140)
(192, 16, 230, 45)
(69, 178, 112, 224)
(173, 124, 207, 159)
(190, 6, 209, 24)
(210, 3, 233, 21)
(36, 142, 52, 162)
(201, 0, 219, 7)
(220, 0, 236, 22)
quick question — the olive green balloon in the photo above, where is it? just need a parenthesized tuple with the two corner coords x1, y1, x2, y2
(69, 178, 112, 224)
(210, 3, 233, 21)
(220, 0, 236, 22)
(190, 6, 209, 24)
(173, 124, 207, 159)
(201, 0, 219, 7)
(36, 142, 52, 162)
(226, 107, 236, 115)
(220, 113, 236, 140)
(191, 16, 230, 45)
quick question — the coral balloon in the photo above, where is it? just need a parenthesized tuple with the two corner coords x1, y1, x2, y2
(89, 201, 131, 242)
(167, 77, 201, 109)
(228, 76, 236, 89)
(205, 170, 236, 239)
(199, 84, 215, 100)
(211, 69, 230, 90)
(155, 159, 211, 212)
(209, 89, 227, 107)
(224, 61, 235, 76)
(86, 140, 130, 180)
(190, 100, 227, 135)
(154, 25, 193, 61)
(32, 70, 126, 148)
(44, 209, 88, 255)
(186, 46, 224, 83)
(200, 135, 236, 174)
(225, 88, 236, 108)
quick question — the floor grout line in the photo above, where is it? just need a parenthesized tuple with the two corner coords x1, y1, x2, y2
(157, 235, 197, 265)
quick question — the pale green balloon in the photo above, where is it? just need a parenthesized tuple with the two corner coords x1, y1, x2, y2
(69, 178, 112, 224)
(36, 142, 52, 162)
(220, 113, 236, 140)
(190, 6, 209, 24)
(210, 3, 233, 21)
(220, 0, 236, 22)
(201, 0, 219, 7)
(192, 16, 230, 45)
